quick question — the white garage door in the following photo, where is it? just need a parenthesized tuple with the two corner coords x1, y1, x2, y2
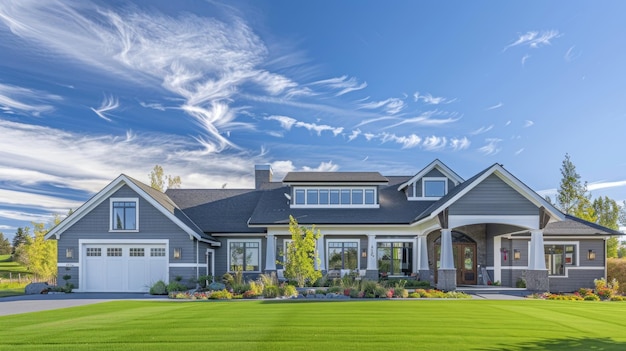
(83, 244, 168, 292)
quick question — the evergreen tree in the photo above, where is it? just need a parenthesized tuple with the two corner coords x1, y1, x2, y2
(556, 154, 588, 215)
(593, 196, 621, 258)
(0, 232, 11, 255)
(11, 227, 30, 253)
(281, 216, 322, 287)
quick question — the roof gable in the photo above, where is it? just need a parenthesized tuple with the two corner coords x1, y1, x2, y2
(397, 159, 464, 191)
(45, 174, 219, 245)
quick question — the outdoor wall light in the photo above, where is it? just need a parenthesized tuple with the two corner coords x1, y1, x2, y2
(588, 250, 596, 261)
(65, 248, 73, 259)
(361, 249, 367, 258)
(513, 249, 521, 260)
(174, 248, 182, 259)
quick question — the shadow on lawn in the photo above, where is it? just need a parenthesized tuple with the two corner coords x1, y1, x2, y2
(476, 337, 625, 351)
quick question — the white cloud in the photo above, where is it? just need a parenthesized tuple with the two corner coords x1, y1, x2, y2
(524, 120, 534, 128)
(521, 54, 530, 66)
(478, 138, 502, 156)
(564, 46, 580, 62)
(380, 133, 422, 149)
(0, 83, 60, 116)
(515, 148, 524, 155)
(504, 30, 561, 51)
(270, 160, 339, 179)
(359, 97, 405, 115)
(486, 103, 503, 110)
(450, 137, 470, 151)
(422, 136, 447, 150)
(413, 92, 454, 105)
(588, 180, 626, 192)
(384, 111, 461, 129)
(470, 125, 493, 135)
(348, 129, 361, 142)
(310, 75, 367, 96)
(265, 115, 343, 136)
(505, 120, 512, 126)
(90, 95, 119, 122)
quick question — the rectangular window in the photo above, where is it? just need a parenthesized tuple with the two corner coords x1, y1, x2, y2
(129, 248, 145, 257)
(229, 241, 260, 272)
(340, 189, 351, 204)
(423, 179, 446, 197)
(111, 200, 137, 230)
(545, 244, 576, 276)
(107, 248, 122, 257)
(377, 242, 413, 276)
(319, 190, 329, 205)
(329, 190, 340, 204)
(307, 189, 319, 205)
(351, 189, 363, 205)
(364, 189, 375, 204)
(86, 248, 101, 257)
(150, 248, 166, 257)
(328, 242, 358, 270)
(295, 189, 305, 205)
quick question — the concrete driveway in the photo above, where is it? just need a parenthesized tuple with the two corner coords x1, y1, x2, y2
(0, 293, 167, 317)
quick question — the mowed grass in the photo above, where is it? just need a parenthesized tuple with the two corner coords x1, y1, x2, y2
(0, 255, 30, 297)
(1, 300, 626, 351)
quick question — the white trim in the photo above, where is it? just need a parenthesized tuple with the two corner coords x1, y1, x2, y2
(169, 263, 206, 268)
(109, 197, 139, 232)
(291, 204, 380, 209)
(449, 215, 539, 229)
(291, 186, 379, 208)
(206, 248, 215, 277)
(57, 262, 79, 268)
(326, 238, 361, 270)
(494, 236, 502, 282)
(226, 238, 262, 273)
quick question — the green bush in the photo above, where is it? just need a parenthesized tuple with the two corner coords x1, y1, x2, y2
(197, 275, 212, 288)
(149, 280, 168, 295)
(374, 286, 388, 298)
(516, 278, 526, 288)
(393, 287, 408, 298)
(232, 283, 250, 295)
(221, 273, 234, 287)
(327, 286, 342, 294)
(607, 258, 626, 295)
(263, 285, 279, 298)
(209, 289, 232, 300)
(583, 293, 600, 301)
(404, 280, 431, 288)
(361, 280, 378, 296)
(282, 285, 298, 297)
(167, 281, 188, 293)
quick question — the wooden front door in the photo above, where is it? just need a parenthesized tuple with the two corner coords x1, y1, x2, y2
(434, 243, 477, 285)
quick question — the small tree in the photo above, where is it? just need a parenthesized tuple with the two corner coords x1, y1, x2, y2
(149, 165, 181, 192)
(282, 216, 322, 287)
(557, 153, 588, 215)
(24, 222, 57, 280)
(0, 232, 11, 255)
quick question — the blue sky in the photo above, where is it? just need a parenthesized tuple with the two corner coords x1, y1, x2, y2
(1, 0, 625, 239)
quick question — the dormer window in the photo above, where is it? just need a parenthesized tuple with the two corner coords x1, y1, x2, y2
(423, 178, 447, 198)
(110, 198, 138, 231)
(291, 187, 378, 208)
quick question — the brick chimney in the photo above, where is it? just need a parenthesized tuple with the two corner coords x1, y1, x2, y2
(254, 164, 273, 190)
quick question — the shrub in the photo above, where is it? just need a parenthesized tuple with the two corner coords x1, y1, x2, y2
(374, 286, 388, 298)
(578, 288, 593, 296)
(516, 278, 526, 288)
(596, 288, 613, 300)
(404, 280, 431, 288)
(249, 281, 264, 295)
(361, 280, 378, 296)
(197, 275, 212, 288)
(208, 282, 226, 291)
(221, 273, 234, 287)
(282, 284, 298, 298)
(327, 286, 342, 294)
(393, 287, 409, 298)
(263, 285, 279, 298)
(167, 281, 188, 293)
(443, 291, 472, 299)
(610, 295, 624, 301)
(607, 258, 626, 295)
(243, 290, 260, 299)
(209, 289, 232, 300)
(583, 293, 600, 301)
(232, 283, 250, 295)
(349, 288, 360, 298)
(150, 280, 168, 295)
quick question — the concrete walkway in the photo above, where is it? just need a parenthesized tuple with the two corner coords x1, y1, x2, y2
(0, 293, 167, 317)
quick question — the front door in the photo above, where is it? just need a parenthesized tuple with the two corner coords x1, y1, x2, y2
(434, 243, 477, 285)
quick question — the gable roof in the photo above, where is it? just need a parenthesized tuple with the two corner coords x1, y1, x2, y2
(283, 172, 388, 184)
(45, 174, 220, 245)
(412, 163, 565, 225)
(397, 159, 464, 191)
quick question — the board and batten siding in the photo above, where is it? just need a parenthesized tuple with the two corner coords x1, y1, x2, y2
(450, 174, 537, 215)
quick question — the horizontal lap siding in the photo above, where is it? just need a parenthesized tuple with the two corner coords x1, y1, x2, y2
(450, 174, 537, 215)
(550, 269, 605, 292)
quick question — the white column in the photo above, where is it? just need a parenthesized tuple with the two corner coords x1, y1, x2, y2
(367, 234, 377, 270)
(528, 229, 546, 270)
(417, 235, 429, 270)
(265, 234, 276, 271)
(439, 229, 454, 269)
(316, 234, 326, 271)
(493, 236, 501, 282)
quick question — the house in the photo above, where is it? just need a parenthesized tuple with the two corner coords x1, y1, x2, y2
(45, 160, 621, 293)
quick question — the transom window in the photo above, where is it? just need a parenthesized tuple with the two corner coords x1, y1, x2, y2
(545, 244, 576, 276)
(107, 248, 122, 257)
(86, 248, 101, 257)
(328, 241, 358, 270)
(129, 248, 145, 257)
(423, 178, 447, 198)
(293, 187, 377, 207)
(151, 248, 166, 257)
(110, 198, 138, 231)
(229, 241, 260, 272)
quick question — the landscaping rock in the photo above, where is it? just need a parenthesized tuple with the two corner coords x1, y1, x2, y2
(208, 282, 226, 291)
(25, 282, 49, 295)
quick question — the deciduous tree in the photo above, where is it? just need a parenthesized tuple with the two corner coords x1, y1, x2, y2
(556, 153, 588, 215)
(0, 232, 11, 255)
(281, 216, 322, 287)
(149, 165, 181, 192)
(24, 222, 57, 280)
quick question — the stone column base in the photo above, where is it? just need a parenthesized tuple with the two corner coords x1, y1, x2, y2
(525, 269, 549, 292)
(436, 269, 457, 291)
(418, 270, 432, 284)
(365, 270, 379, 281)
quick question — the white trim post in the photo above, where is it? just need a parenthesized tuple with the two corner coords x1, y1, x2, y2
(316, 234, 326, 271)
(417, 235, 430, 281)
(437, 228, 456, 291)
(526, 229, 549, 292)
(265, 234, 276, 272)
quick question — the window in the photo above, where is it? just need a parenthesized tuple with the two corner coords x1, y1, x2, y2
(328, 241, 358, 270)
(229, 241, 260, 272)
(86, 248, 101, 257)
(107, 248, 122, 257)
(340, 189, 351, 204)
(295, 189, 305, 205)
(319, 190, 329, 204)
(423, 178, 447, 197)
(151, 248, 166, 257)
(365, 189, 375, 204)
(307, 189, 318, 204)
(291, 187, 378, 207)
(110, 198, 138, 231)
(352, 189, 363, 204)
(545, 244, 576, 276)
(330, 190, 340, 204)
(129, 248, 145, 257)
(377, 242, 413, 276)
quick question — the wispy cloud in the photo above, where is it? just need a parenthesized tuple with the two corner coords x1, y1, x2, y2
(384, 112, 460, 129)
(486, 103, 503, 111)
(524, 120, 534, 128)
(470, 125, 493, 135)
(478, 138, 502, 156)
(450, 137, 470, 151)
(521, 54, 530, 66)
(564, 46, 580, 62)
(503, 30, 562, 51)
(348, 129, 361, 142)
(0, 83, 60, 116)
(90, 95, 119, 122)
(359, 97, 405, 115)
(515, 148, 524, 155)
(413, 92, 454, 105)
(588, 180, 626, 192)
(310, 75, 367, 96)
(270, 160, 339, 179)
(422, 136, 447, 150)
(380, 133, 422, 149)
(265, 115, 344, 136)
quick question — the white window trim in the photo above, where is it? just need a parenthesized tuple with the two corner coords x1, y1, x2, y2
(531, 241, 580, 278)
(226, 239, 262, 273)
(407, 177, 448, 201)
(109, 198, 139, 232)
(290, 186, 379, 208)
(326, 238, 360, 270)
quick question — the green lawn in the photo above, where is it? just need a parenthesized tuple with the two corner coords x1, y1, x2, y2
(0, 255, 30, 297)
(1, 300, 625, 350)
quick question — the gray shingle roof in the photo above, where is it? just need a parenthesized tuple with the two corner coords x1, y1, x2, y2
(283, 172, 388, 183)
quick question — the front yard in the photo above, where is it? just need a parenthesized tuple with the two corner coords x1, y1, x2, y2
(0, 255, 31, 297)
(1, 299, 625, 350)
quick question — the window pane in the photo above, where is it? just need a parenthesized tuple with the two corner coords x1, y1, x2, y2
(365, 189, 375, 204)
(424, 180, 446, 197)
(125, 207, 136, 230)
(319, 190, 329, 204)
(230, 242, 244, 271)
(246, 245, 259, 271)
(130, 248, 144, 257)
(295, 189, 305, 205)
(113, 207, 124, 229)
(107, 248, 122, 257)
(352, 189, 363, 204)
(328, 247, 343, 270)
(151, 248, 166, 257)
(307, 189, 318, 205)
(340, 189, 351, 204)
(330, 190, 340, 204)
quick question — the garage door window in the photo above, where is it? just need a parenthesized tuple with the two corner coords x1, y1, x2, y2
(130, 248, 145, 257)
(86, 248, 101, 256)
(151, 248, 166, 257)
(107, 248, 122, 256)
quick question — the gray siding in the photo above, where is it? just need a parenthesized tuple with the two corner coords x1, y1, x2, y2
(549, 269, 605, 292)
(450, 174, 538, 215)
(414, 168, 446, 197)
